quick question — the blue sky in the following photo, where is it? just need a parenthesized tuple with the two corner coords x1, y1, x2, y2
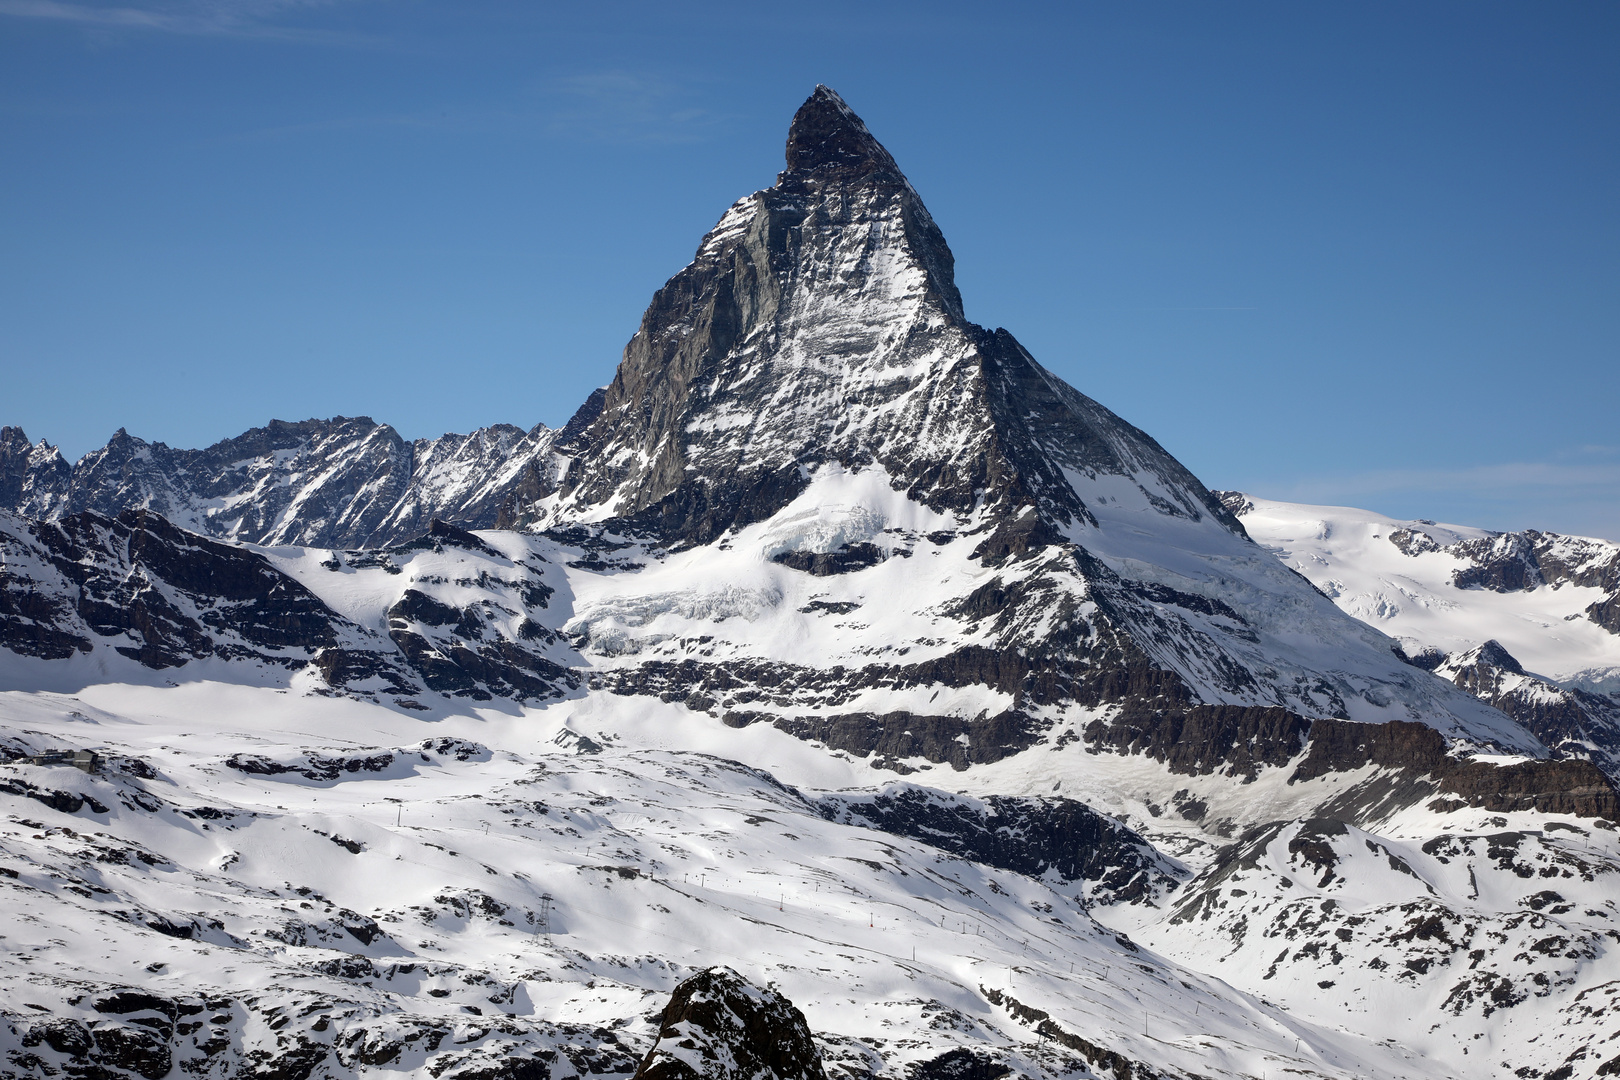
(2, 1, 1617, 539)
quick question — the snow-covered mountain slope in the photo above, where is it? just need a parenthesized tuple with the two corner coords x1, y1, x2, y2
(5, 681, 1613, 1080)
(1219, 494, 1620, 689)
(11, 492, 1601, 834)
(1222, 494, 1620, 775)
(0, 418, 562, 550)
(0, 683, 1448, 1080)
(1140, 810, 1620, 1079)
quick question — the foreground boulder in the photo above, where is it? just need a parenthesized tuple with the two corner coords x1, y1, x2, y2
(633, 968, 825, 1080)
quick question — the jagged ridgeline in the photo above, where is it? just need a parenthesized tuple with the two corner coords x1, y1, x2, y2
(0, 418, 563, 550)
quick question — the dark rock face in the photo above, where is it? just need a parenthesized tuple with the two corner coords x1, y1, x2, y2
(908, 1048, 1011, 1080)
(1437, 757, 1619, 817)
(1294, 717, 1620, 818)
(733, 708, 1039, 773)
(1587, 592, 1620, 635)
(1084, 704, 1310, 781)
(1291, 718, 1453, 784)
(817, 785, 1177, 904)
(0, 418, 558, 549)
(772, 542, 892, 576)
(633, 967, 825, 1080)
(1450, 533, 1548, 593)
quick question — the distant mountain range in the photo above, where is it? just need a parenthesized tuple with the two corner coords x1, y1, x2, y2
(0, 414, 568, 550)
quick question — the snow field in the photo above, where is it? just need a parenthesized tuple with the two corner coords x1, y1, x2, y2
(1235, 496, 1620, 691)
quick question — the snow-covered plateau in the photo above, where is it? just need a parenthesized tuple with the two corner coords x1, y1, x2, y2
(4, 86, 1620, 1080)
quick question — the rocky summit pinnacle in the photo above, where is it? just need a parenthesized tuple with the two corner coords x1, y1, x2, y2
(783, 85, 901, 177)
(546, 84, 1236, 547)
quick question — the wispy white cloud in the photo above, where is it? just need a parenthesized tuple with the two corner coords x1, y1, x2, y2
(218, 69, 735, 146)
(0, 0, 379, 45)
(538, 71, 731, 145)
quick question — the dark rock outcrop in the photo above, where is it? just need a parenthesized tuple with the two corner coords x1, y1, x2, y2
(1084, 704, 1310, 781)
(0, 507, 342, 669)
(818, 785, 1176, 903)
(633, 967, 825, 1080)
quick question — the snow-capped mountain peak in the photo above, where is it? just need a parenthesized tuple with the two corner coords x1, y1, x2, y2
(6, 85, 1620, 1080)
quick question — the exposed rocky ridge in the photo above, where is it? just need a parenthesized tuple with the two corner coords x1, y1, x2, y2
(1293, 717, 1620, 818)
(1434, 642, 1620, 779)
(0, 507, 347, 669)
(632, 967, 825, 1080)
(0, 418, 559, 550)
(1076, 698, 1620, 820)
(0, 509, 578, 703)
